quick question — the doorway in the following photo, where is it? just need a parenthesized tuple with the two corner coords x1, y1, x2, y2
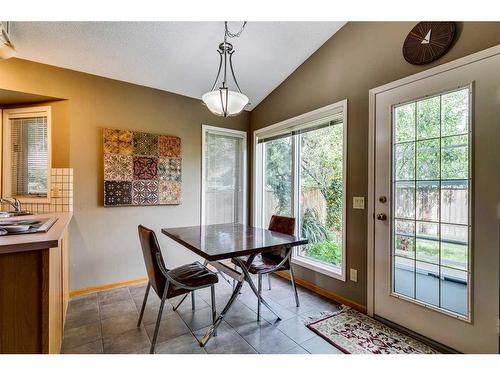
(368, 46, 500, 353)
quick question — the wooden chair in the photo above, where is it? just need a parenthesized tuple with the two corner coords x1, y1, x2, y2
(137, 225, 218, 353)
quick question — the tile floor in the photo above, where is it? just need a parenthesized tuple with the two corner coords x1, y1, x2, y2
(61, 274, 343, 354)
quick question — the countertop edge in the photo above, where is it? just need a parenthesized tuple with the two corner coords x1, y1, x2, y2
(0, 212, 73, 255)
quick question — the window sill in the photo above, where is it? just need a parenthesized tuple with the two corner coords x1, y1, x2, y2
(292, 256, 346, 281)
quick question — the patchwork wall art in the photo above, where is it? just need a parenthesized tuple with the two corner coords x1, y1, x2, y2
(103, 128, 182, 206)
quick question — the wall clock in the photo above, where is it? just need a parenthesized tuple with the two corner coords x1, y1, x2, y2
(403, 22, 456, 65)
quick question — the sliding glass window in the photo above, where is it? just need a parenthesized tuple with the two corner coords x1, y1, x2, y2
(254, 102, 347, 279)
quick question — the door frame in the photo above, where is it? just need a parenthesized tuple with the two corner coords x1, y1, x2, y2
(367, 44, 500, 316)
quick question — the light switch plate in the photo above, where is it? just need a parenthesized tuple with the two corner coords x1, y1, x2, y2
(353, 197, 365, 209)
(350, 268, 358, 282)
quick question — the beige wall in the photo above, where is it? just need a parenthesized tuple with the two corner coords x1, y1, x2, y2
(0, 58, 249, 290)
(250, 22, 500, 307)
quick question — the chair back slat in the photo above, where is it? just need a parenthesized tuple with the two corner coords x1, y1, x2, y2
(138, 225, 167, 296)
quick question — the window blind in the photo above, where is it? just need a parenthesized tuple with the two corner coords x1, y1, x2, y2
(204, 131, 245, 225)
(257, 111, 343, 144)
(10, 116, 48, 197)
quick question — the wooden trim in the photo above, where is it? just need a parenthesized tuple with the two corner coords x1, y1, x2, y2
(275, 270, 367, 314)
(69, 277, 148, 298)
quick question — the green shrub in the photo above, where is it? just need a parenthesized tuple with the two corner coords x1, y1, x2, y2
(304, 241, 342, 265)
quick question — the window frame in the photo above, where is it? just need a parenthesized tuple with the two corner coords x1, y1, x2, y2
(1, 105, 52, 204)
(201, 124, 248, 226)
(253, 100, 347, 281)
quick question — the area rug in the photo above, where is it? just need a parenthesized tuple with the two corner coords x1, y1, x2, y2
(305, 306, 438, 354)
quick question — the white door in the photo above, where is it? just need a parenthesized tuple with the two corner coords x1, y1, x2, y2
(372, 48, 499, 353)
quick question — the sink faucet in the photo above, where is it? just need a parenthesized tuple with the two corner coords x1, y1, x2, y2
(0, 197, 22, 212)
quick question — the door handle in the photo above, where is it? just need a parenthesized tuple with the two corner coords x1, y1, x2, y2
(376, 213, 387, 221)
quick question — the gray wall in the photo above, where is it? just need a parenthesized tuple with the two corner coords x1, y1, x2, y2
(250, 22, 500, 307)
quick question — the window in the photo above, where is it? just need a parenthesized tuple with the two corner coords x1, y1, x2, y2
(392, 87, 471, 317)
(254, 100, 347, 280)
(2, 106, 51, 202)
(202, 125, 247, 225)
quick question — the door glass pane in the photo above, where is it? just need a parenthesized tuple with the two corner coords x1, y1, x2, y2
(298, 124, 344, 268)
(416, 221, 439, 264)
(204, 131, 245, 225)
(392, 87, 470, 318)
(440, 267, 468, 316)
(416, 181, 439, 222)
(416, 139, 440, 180)
(394, 102, 415, 143)
(394, 181, 415, 219)
(416, 261, 439, 307)
(441, 224, 468, 271)
(263, 136, 292, 226)
(394, 256, 414, 298)
(394, 143, 414, 180)
(442, 89, 469, 136)
(442, 135, 468, 180)
(417, 96, 440, 139)
(441, 180, 468, 225)
(394, 219, 415, 259)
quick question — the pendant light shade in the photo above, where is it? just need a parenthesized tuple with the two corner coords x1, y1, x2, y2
(202, 22, 249, 118)
(202, 89, 249, 117)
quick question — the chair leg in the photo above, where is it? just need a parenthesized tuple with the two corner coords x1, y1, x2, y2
(289, 267, 300, 307)
(172, 293, 188, 311)
(191, 290, 196, 310)
(150, 282, 169, 354)
(268, 273, 272, 290)
(210, 285, 217, 337)
(137, 282, 151, 327)
(257, 274, 262, 321)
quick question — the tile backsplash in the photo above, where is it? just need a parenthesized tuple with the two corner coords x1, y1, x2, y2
(1, 168, 73, 213)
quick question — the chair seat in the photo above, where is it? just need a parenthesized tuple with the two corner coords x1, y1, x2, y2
(231, 254, 289, 274)
(167, 261, 218, 288)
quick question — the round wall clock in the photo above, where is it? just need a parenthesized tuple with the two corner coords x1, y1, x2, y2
(403, 22, 456, 65)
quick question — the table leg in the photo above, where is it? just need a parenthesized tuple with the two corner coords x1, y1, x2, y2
(199, 254, 255, 347)
(199, 254, 282, 347)
(232, 257, 281, 321)
(199, 279, 244, 346)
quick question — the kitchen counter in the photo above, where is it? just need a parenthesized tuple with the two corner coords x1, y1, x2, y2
(0, 212, 72, 255)
(0, 211, 72, 353)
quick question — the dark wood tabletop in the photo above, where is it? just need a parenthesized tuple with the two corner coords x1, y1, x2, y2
(162, 223, 308, 261)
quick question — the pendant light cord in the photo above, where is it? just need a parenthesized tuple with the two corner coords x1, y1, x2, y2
(1, 21, 13, 45)
(224, 21, 247, 39)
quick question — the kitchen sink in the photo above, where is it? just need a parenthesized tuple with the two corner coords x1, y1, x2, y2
(0, 217, 58, 235)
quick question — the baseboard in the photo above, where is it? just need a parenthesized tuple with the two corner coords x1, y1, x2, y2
(69, 277, 148, 298)
(275, 270, 367, 314)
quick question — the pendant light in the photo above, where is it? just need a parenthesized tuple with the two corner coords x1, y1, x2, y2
(202, 22, 249, 117)
(0, 22, 16, 60)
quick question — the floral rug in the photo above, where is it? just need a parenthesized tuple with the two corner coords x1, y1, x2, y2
(305, 306, 438, 354)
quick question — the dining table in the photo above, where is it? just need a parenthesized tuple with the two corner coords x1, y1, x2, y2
(162, 223, 308, 347)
